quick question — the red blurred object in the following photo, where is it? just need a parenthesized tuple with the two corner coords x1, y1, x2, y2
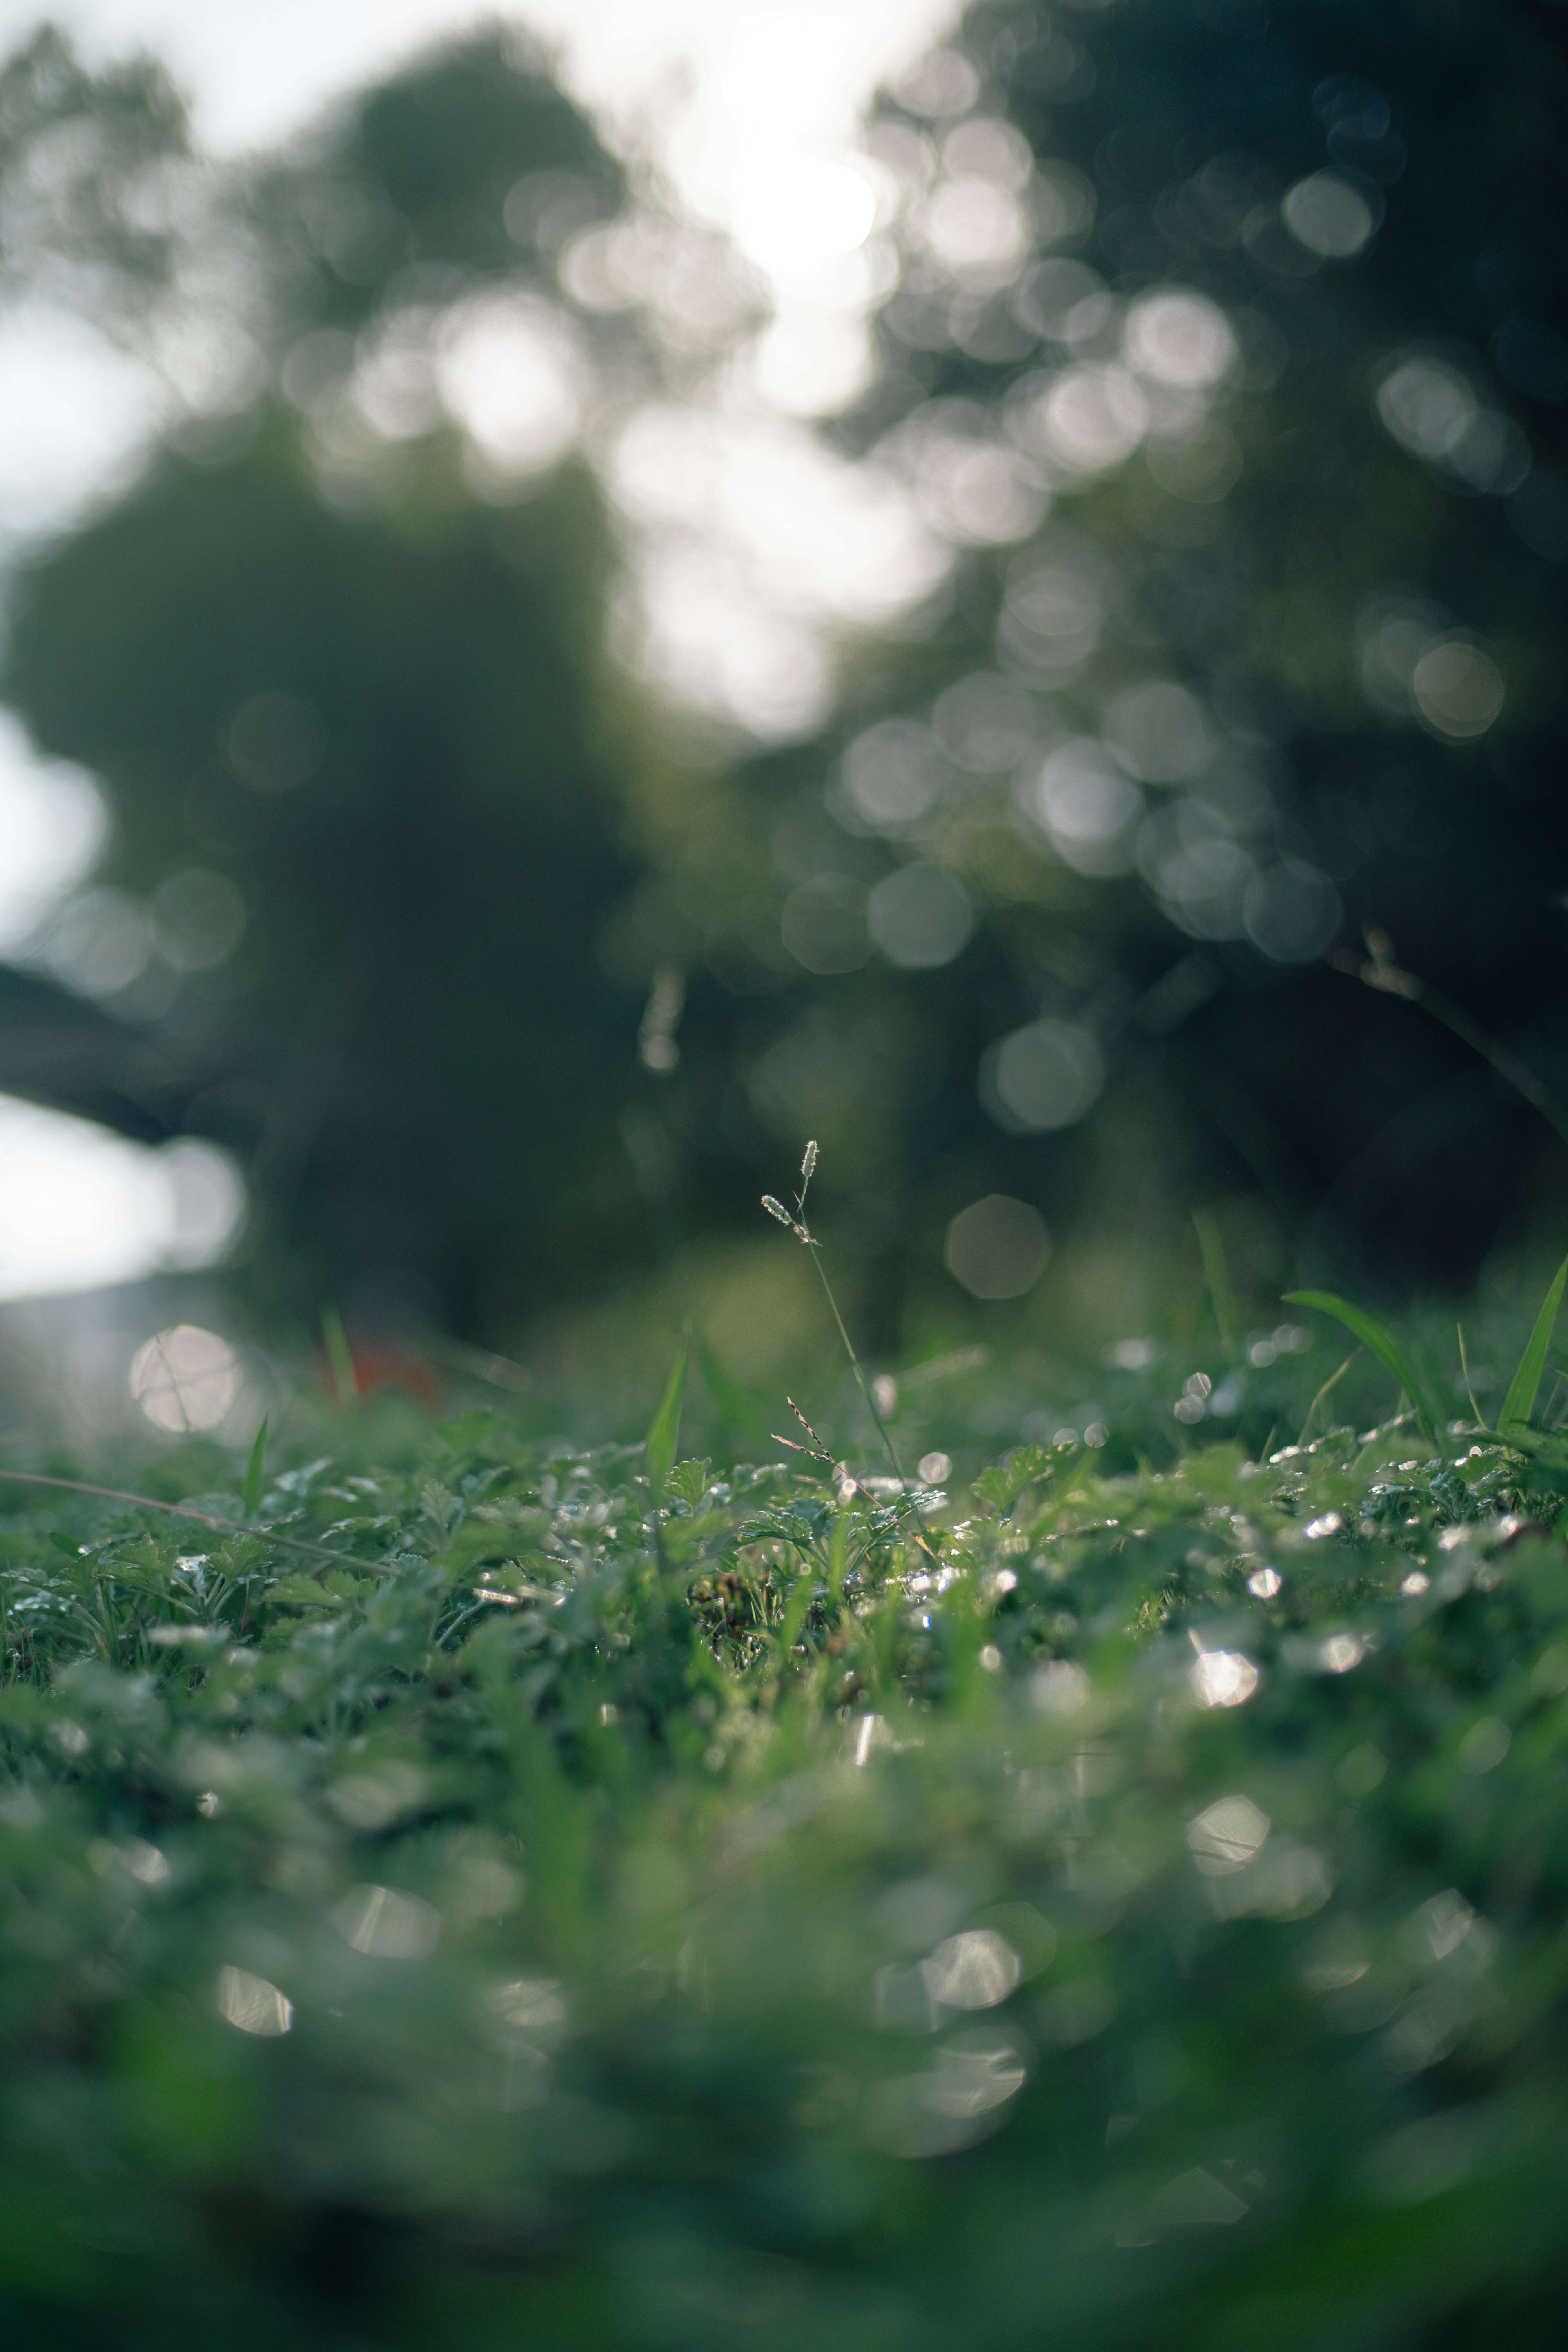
(317, 1345, 443, 1404)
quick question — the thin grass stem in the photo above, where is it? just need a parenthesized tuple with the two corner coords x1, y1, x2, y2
(762, 1143, 943, 1566)
(1298, 1349, 1360, 1448)
(0, 1468, 387, 1575)
(1457, 1325, 1484, 1429)
(803, 1244, 910, 1486)
(1192, 1208, 1237, 1359)
(1333, 932, 1568, 1154)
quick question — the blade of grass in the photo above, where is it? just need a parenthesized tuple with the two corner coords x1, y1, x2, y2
(777, 1556, 820, 1657)
(1298, 1350, 1360, 1448)
(645, 1328, 690, 1500)
(242, 1417, 269, 1520)
(1481, 1421, 1568, 1469)
(1284, 1291, 1439, 1446)
(1499, 1253, 1568, 1432)
(1193, 1208, 1236, 1354)
(321, 1304, 358, 1408)
(827, 1497, 850, 1601)
(900, 1345, 989, 1391)
(1456, 1325, 1484, 1429)
(427, 1336, 532, 1394)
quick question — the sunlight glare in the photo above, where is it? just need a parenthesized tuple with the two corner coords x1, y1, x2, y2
(0, 1103, 245, 1303)
(0, 715, 107, 954)
(733, 156, 877, 275)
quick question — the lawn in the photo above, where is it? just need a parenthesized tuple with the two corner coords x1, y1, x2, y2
(1, 1279, 1567, 2348)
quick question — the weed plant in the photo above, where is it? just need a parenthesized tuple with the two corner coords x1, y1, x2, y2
(2, 1250, 1568, 2345)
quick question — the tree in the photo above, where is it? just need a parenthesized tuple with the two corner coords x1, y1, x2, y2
(1, 31, 651, 1334)
(0, 22, 188, 326)
(632, 0, 1568, 1323)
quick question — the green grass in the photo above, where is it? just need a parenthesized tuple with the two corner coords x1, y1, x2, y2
(2, 1306, 1568, 2347)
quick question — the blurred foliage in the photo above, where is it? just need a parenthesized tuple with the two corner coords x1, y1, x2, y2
(0, 1313, 1566, 2341)
(246, 30, 621, 327)
(0, 22, 188, 325)
(1, 5, 1568, 1357)
(6, 437, 641, 1332)
(649, 0, 1568, 1321)
(0, 32, 649, 1333)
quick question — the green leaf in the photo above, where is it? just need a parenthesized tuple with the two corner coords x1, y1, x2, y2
(666, 1459, 713, 1510)
(266, 1575, 342, 1610)
(242, 1417, 268, 1521)
(1500, 1254, 1568, 1432)
(644, 1329, 690, 1499)
(1283, 1292, 1438, 1445)
(1484, 1421, 1568, 1459)
(973, 1443, 1053, 1513)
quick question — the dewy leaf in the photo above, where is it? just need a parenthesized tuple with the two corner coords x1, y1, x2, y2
(666, 1458, 713, 1510)
(644, 1329, 690, 1499)
(1500, 1253, 1568, 1432)
(1284, 1292, 1438, 1446)
(243, 1417, 269, 1521)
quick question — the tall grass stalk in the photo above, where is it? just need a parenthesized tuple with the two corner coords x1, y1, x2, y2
(0, 1466, 374, 1572)
(762, 1144, 913, 1490)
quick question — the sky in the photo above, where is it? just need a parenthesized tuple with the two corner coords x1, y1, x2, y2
(55, 0, 958, 219)
(6, 0, 961, 547)
(0, 0, 961, 1308)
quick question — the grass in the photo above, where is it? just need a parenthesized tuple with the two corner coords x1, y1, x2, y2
(1, 1287, 1568, 2346)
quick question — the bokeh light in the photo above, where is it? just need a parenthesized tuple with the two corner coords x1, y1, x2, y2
(980, 1019, 1105, 1134)
(832, 719, 949, 833)
(1018, 740, 1141, 874)
(331, 1882, 443, 1959)
(1186, 1793, 1270, 1872)
(129, 1323, 242, 1431)
(732, 157, 877, 274)
(1410, 639, 1506, 740)
(1283, 169, 1379, 258)
(1189, 1650, 1261, 1708)
(218, 1965, 294, 2036)
(866, 862, 973, 968)
(944, 1194, 1050, 1298)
